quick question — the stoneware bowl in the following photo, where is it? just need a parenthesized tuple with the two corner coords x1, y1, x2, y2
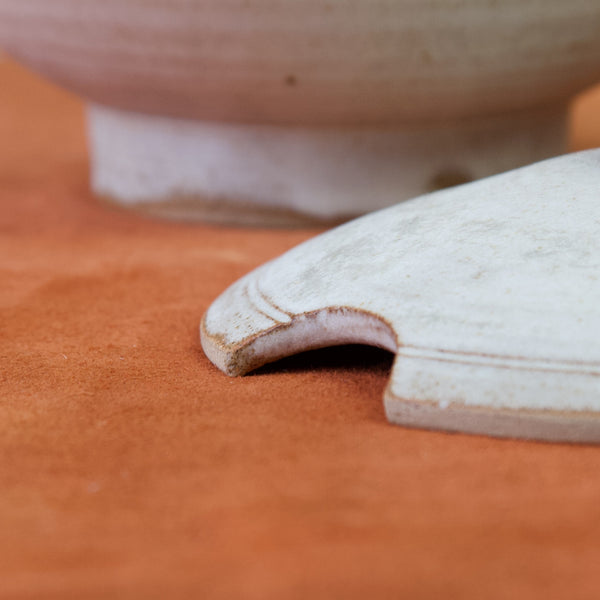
(1, 1, 600, 224)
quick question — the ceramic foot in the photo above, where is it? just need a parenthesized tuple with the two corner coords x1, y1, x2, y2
(201, 149, 600, 442)
(88, 104, 567, 226)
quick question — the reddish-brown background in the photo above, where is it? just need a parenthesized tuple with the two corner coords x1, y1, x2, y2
(2, 57, 600, 599)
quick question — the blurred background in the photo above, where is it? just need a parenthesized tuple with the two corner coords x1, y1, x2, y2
(2, 50, 600, 600)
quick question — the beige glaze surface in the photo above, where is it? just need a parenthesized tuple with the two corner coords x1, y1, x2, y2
(1, 0, 600, 126)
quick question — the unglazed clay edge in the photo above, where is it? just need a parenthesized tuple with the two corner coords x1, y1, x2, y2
(200, 306, 398, 377)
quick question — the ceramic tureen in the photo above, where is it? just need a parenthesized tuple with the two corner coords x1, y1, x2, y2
(1, 1, 600, 224)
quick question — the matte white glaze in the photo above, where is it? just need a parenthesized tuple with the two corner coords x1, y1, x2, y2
(88, 104, 566, 222)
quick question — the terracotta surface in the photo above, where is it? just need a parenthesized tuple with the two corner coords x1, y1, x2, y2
(2, 57, 600, 599)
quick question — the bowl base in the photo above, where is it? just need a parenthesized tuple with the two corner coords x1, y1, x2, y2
(98, 192, 353, 229)
(88, 104, 567, 225)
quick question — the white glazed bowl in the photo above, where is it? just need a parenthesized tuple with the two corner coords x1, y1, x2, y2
(1, 1, 600, 223)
